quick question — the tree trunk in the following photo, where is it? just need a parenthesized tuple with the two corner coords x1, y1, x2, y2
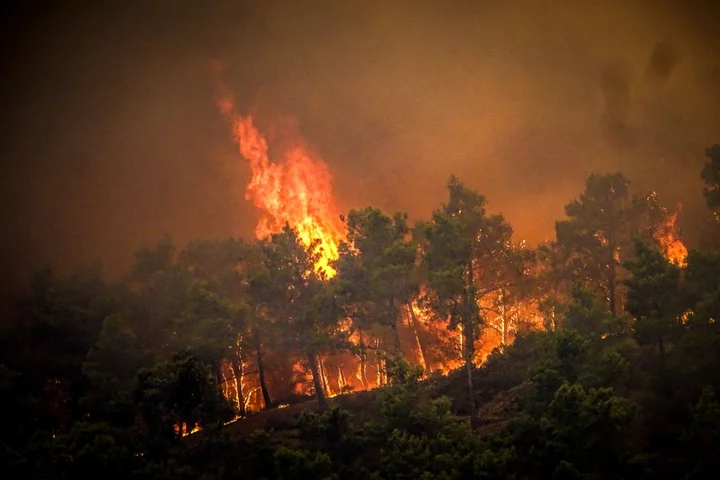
(376, 339, 385, 385)
(608, 243, 618, 316)
(230, 357, 246, 417)
(463, 322, 476, 414)
(501, 312, 508, 347)
(389, 321, 402, 356)
(318, 356, 330, 397)
(357, 331, 368, 389)
(608, 270, 617, 317)
(253, 326, 272, 409)
(407, 304, 429, 373)
(213, 363, 224, 391)
(337, 366, 346, 392)
(464, 263, 477, 415)
(308, 354, 328, 409)
(388, 296, 403, 356)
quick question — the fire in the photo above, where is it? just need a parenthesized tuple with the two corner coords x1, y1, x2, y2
(476, 292, 545, 363)
(655, 208, 688, 267)
(211, 62, 551, 415)
(179, 423, 201, 437)
(410, 292, 464, 374)
(216, 84, 344, 276)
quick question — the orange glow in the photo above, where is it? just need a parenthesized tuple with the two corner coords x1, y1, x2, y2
(292, 361, 313, 396)
(216, 90, 344, 276)
(655, 208, 688, 267)
(179, 423, 201, 437)
(476, 293, 545, 363)
(211, 64, 548, 412)
(411, 292, 463, 374)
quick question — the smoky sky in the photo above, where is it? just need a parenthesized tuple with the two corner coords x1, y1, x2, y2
(2, 0, 720, 310)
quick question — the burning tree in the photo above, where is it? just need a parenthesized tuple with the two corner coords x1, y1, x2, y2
(624, 241, 684, 360)
(211, 75, 694, 411)
(251, 225, 345, 409)
(554, 173, 669, 316)
(418, 176, 515, 414)
(475, 239, 539, 358)
(653, 209, 688, 267)
(335, 208, 419, 359)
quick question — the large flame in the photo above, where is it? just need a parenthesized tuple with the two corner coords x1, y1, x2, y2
(655, 208, 688, 267)
(216, 86, 344, 276)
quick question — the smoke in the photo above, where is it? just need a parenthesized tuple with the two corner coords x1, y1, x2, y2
(599, 40, 685, 150)
(600, 61, 635, 149)
(1, 0, 719, 315)
(646, 41, 680, 86)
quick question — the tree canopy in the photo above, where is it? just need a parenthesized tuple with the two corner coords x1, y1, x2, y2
(2, 162, 720, 479)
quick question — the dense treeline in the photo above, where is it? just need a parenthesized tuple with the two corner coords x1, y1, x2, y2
(2, 145, 720, 479)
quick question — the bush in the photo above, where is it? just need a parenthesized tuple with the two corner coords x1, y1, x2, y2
(293, 406, 352, 443)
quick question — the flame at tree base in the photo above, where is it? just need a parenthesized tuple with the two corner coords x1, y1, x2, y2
(212, 66, 545, 424)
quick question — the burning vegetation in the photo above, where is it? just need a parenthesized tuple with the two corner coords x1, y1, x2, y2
(654, 207, 689, 267)
(217, 81, 344, 278)
(6, 1, 720, 476)
(199, 90, 694, 418)
(5, 97, 720, 480)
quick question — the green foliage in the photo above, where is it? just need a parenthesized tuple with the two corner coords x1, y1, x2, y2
(701, 144, 720, 213)
(681, 386, 720, 479)
(273, 446, 335, 480)
(554, 173, 665, 315)
(684, 249, 720, 322)
(497, 382, 638, 478)
(373, 424, 485, 480)
(0, 265, 113, 442)
(477, 330, 556, 394)
(384, 354, 424, 385)
(252, 224, 345, 407)
(81, 314, 148, 425)
(624, 241, 683, 356)
(293, 406, 352, 443)
(336, 207, 418, 355)
(134, 353, 236, 440)
(46, 422, 139, 479)
(375, 377, 456, 438)
(595, 347, 631, 389)
(132, 235, 176, 280)
(4, 167, 720, 479)
(420, 176, 512, 334)
(564, 284, 616, 339)
(420, 175, 515, 413)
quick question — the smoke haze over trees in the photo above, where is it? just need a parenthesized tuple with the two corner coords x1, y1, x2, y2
(2, 0, 720, 314)
(2, 160, 720, 477)
(2, 1, 720, 477)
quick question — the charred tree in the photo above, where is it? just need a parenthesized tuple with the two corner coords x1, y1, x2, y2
(357, 331, 369, 389)
(406, 303, 429, 373)
(389, 320, 402, 357)
(308, 354, 328, 410)
(230, 350, 246, 417)
(252, 326, 272, 409)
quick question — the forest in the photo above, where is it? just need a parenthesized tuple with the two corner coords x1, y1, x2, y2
(2, 144, 720, 479)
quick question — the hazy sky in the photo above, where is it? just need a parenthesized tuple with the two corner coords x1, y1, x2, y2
(2, 0, 720, 308)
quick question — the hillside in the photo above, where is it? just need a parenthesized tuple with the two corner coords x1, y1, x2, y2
(2, 164, 719, 479)
(218, 372, 519, 440)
